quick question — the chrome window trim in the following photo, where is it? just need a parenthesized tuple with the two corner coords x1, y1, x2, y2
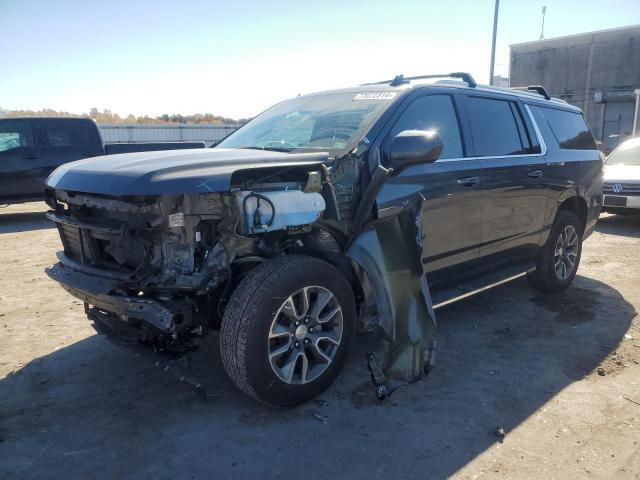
(434, 156, 476, 163)
(524, 103, 548, 157)
(435, 103, 548, 163)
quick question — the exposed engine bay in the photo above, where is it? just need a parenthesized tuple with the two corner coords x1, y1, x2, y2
(45, 167, 340, 348)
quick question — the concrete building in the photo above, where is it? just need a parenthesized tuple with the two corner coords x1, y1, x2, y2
(510, 25, 640, 152)
(492, 75, 510, 88)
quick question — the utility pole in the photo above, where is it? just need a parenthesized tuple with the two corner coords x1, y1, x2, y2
(633, 88, 640, 136)
(539, 6, 547, 40)
(489, 0, 500, 86)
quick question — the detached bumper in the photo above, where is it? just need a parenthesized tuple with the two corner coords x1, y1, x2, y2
(46, 259, 177, 334)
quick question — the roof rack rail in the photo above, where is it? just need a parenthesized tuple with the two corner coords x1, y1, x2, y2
(362, 72, 477, 88)
(526, 85, 551, 100)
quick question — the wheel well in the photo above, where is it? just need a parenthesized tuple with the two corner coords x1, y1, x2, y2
(288, 230, 365, 307)
(558, 196, 587, 231)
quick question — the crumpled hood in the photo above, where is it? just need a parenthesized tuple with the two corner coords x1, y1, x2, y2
(46, 148, 329, 196)
(603, 164, 640, 183)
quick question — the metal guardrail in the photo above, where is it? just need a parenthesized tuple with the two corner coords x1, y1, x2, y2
(99, 123, 241, 146)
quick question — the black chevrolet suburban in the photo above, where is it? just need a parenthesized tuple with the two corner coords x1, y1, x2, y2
(0, 117, 204, 204)
(44, 73, 603, 406)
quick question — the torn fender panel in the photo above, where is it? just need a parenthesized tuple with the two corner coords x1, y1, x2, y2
(346, 198, 437, 397)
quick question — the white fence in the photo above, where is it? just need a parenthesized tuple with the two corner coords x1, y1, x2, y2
(99, 124, 241, 146)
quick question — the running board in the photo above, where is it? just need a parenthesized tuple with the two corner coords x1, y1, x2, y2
(431, 262, 536, 310)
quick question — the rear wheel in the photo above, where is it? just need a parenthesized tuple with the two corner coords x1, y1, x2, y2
(527, 209, 583, 293)
(220, 255, 356, 406)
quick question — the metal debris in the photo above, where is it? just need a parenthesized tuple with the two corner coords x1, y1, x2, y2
(312, 413, 329, 424)
(623, 396, 640, 407)
(194, 383, 207, 399)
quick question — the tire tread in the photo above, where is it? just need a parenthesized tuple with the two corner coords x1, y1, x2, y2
(527, 209, 582, 293)
(220, 254, 349, 405)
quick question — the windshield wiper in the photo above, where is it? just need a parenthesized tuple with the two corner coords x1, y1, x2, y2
(238, 146, 295, 153)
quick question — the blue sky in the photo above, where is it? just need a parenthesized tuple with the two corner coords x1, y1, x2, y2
(1, 0, 639, 119)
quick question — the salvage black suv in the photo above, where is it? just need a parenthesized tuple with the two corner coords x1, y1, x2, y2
(45, 73, 603, 406)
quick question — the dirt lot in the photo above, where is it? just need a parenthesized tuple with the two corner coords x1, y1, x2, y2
(0, 202, 639, 480)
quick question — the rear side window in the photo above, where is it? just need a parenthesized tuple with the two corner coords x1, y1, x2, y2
(32, 120, 100, 153)
(539, 107, 597, 150)
(0, 120, 34, 153)
(389, 95, 463, 159)
(466, 97, 525, 156)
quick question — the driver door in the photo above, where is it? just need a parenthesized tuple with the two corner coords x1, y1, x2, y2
(375, 93, 483, 287)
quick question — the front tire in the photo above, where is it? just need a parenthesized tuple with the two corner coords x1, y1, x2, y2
(220, 255, 356, 406)
(527, 209, 583, 293)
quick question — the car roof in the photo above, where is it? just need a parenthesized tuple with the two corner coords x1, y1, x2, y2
(0, 117, 94, 122)
(301, 79, 580, 113)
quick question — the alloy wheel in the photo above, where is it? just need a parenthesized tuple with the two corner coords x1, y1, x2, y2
(554, 225, 579, 280)
(267, 286, 343, 385)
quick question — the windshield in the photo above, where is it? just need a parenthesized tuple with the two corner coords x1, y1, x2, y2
(217, 91, 397, 155)
(606, 137, 640, 166)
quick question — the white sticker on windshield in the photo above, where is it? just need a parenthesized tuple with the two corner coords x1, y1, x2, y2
(353, 92, 397, 100)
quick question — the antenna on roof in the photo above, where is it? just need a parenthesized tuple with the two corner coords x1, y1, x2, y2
(539, 6, 547, 40)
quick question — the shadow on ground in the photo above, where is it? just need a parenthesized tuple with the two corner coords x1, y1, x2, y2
(596, 212, 640, 238)
(0, 211, 52, 234)
(0, 270, 634, 479)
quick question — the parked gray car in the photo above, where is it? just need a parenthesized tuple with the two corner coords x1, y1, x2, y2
(0, 117, 204, 204)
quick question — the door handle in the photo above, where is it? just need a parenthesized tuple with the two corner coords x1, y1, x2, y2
(527, 170, 543, 178)
(457, 176, 480, 187)
(22, 154, 40, 160)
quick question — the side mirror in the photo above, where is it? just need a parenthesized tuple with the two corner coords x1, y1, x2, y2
(388, 130, 443, 170)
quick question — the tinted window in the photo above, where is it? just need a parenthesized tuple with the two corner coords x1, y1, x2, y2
(521, 106, 541, 154)
(390, 95, 463, 159)
(0, 120, 34, 153)
(33, 120, 96, 148)
(466, 97, 524, 156)
(540, 107, 597, 150)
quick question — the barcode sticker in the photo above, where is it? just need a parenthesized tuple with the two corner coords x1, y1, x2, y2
(353, 92, 397, 100)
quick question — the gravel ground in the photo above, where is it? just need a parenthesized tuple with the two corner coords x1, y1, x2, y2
(0, 202, 639, 480)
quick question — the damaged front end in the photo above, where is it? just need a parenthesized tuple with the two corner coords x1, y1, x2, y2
(44, 130, 444, 402)
(45, 167, 331, 351)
